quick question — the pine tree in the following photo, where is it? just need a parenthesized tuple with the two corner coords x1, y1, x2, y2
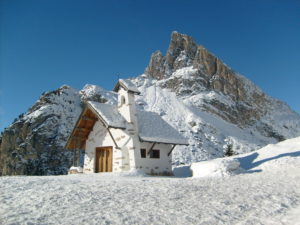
(224, 144, 234, 157)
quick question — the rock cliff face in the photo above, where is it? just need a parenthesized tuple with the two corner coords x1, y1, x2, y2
(0, 86, 81, 175)
(146, 32, 253, 101)
(1, 31, 300, 175)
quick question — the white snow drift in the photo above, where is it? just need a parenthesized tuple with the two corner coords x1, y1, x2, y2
(190, 136, 300, 178)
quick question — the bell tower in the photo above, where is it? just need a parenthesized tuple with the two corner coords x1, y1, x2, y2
(113, 79, 141, 171)
(113, 79, 140, 124)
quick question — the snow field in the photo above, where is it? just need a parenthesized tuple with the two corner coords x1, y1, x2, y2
(1, 167, 299, 225)
(1, 136, 300, 225)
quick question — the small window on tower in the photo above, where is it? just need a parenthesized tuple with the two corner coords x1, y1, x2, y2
(121, 96, 126, 105)
(140, 149, 146, 158)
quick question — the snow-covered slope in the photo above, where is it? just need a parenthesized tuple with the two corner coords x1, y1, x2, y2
(131, 74, 300, 165)
(1, 137, 300, 225)
(131, 32, 300, 165)
(190, 136, 300, 178)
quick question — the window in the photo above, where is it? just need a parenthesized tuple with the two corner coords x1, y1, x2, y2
(121, 96, 126, 105)
(140, 149, 146, 158)
(150, 149, 160, 159)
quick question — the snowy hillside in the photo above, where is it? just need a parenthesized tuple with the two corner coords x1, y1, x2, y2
(1, 137, 300, 225)
(131, 31, 300, 165)
(132, 74, 300, 165)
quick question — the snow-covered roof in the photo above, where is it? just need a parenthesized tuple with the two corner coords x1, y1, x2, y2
(137, 110, 189, 145)
(87, 101, 127, 129)
(87, 100, 188, 145)
(113, 79, 140, 94)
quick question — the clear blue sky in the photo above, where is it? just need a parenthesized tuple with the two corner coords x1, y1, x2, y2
(1, 0, 299, 132)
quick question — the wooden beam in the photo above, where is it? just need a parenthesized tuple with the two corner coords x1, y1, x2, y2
(168, 144, 176, 157)
(75, 127, 90, 132)
(107, 128, 120, 149)
(71, 136, 86, 140)
(147, 143, 156, 155)
(82, 116, 97, 121)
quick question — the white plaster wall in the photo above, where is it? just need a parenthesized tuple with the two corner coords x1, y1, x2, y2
(136, 142, 173, 174)
(84, 120, 173, 174)
(84, 121, 133, 173)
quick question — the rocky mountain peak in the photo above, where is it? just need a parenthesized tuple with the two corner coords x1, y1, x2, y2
(145, 31, 198, 79)
(165, 31, 198, 72)
(145, 32, 234, 80)
(142, 31, 300, 136)
(144, 32, 252, 102)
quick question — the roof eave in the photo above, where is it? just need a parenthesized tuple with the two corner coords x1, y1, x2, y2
(64, 105, 88, 149)
(108, 125, 127, 130)
(139, 136, 189, 146)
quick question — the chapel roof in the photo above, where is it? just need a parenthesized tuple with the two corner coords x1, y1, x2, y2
(113, 79, 140, 94)
(87, 101, 127, 129)
(87, 101, 188, 145)
(137, 110, 189, 145)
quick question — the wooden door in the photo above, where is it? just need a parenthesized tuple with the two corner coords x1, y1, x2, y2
(95, 147, 113, 172)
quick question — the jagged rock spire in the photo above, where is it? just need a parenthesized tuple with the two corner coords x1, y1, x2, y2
(145, 31, 235, 80)
(144, 32, 246, 100)
(145, 31, 198, 79)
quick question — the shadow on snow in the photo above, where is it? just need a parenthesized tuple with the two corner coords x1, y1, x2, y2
(173, 150, 300, 177)
(235, 150, 300, 173)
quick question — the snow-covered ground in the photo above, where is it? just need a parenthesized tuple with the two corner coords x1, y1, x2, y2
(1, 137, 300, 225)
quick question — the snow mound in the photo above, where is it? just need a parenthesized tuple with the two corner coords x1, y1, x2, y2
(191, 158, 240, 178)
(236, 136, 300, 172)
(68, 166, 83, 174)
(190, 136, 300, 178)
